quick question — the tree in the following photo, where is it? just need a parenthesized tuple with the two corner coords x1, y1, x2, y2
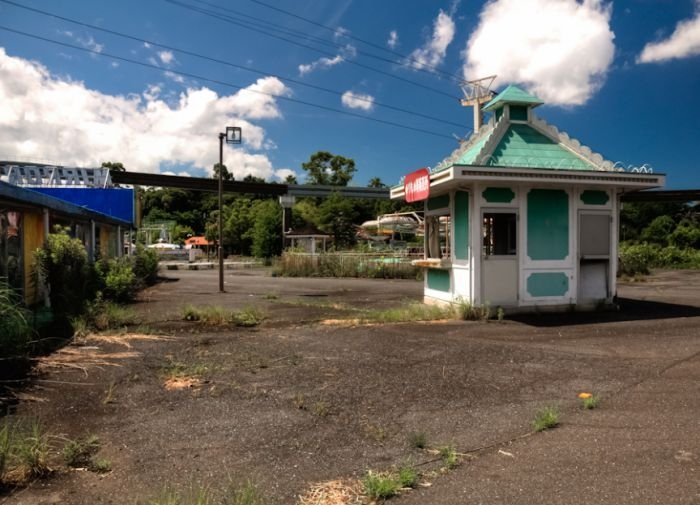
(213, 163, 233, 181)
(242, 174, 266, 184)
(640, 215, 675, 245)
(620, 202, 684, 241)
(222, 197, 255, 255)
(101, 161, 125, 171)
(285, 174, 298, 185)
(301, 151, 356, 186)
(670, 219, 700, 249)
(367, 177, 387, 188)
(318, 192, 359, 248)
(251, 200, 282, 258)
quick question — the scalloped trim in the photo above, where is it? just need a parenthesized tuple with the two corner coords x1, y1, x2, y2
(431, 118, 496, 173)
(530, 116, 618, 172)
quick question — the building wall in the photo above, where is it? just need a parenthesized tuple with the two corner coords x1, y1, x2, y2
(22, 211, 45, 304)
(422, 184, 616, 311)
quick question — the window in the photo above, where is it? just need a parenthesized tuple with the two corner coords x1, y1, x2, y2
(426, 215, 451, 259)
(483, 212, 516, 256)
(0, 209, 23, 291)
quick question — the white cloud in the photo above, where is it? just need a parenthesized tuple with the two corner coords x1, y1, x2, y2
(0, 48, 292, 181)
(387, 30, 399, 49)
(638, 3, 700, 63)
(341, 91, 374, 111)
(408, 10, 455, 70)
(463, 0, 615, 106)
(298, 44, 356, 76)
(59, 31, 104, 56)
(164, 70, 185, 83)
(158, 50, 175, 65)
(334, 27, 350, 40)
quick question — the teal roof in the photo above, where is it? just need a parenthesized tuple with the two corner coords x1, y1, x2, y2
(483, 85, 543, 112)
(485, 124, 594, 170)
(456, 134, 490, 165)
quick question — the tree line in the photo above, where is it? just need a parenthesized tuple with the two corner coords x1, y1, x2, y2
(134, 151, 416, 258)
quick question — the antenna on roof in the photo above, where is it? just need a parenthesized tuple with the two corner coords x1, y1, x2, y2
(460, 75, 497, 131)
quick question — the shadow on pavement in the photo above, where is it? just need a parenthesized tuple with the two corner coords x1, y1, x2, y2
(511, 297, 700, 327)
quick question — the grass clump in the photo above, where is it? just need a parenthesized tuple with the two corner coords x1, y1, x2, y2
(72, 296, 138, 336)
(453, 299, 491, 321)
(0, 279, 33, 358)
(438, 445, 459, 469)
(181, 305, 264, 327)
(231, 307, 265, 327)
(0, 419, 51, 485)
(408, 431, 427, 449)
(145, 481, 268, 505)
(581, 394, 600, 410)
(363, 302, 451, 323)
(312, 401, 330, 417)
(224, 480, 269, 505)
(92, 458, 112, 473)
(397, 464, 418, 488)
(532, 406, 560, 432)
(362, 471, 400, 500)
(62, 435, 100, 468)
(161, 361, 209, 381)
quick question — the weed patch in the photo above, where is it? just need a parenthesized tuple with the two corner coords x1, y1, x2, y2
(0, 418, 51, 485)
(362, 471, 399, 500)
(579, 393, 600, 410)
(438, 444, 459, 469)
(62, 435, 100, 468)
(312, 401, 330, 417)
(181, 305, 264, 327)
(397, 463, 418, 488)
(532, 406, 560, 432)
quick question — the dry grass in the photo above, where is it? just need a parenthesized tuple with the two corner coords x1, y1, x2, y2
(297, 479, 363, 505)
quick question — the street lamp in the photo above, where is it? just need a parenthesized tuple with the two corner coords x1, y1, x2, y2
(218, 126, 242, 293)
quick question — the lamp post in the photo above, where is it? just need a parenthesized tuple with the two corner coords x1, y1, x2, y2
(218, 126, 242, 293)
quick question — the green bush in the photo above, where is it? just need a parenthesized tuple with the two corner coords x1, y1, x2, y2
(133, 244, 159, 286)
(0, 278, 32, 358)
(619, 242, 700, 276)
(34, 227, 96, 318)
(640, 215, 675, 245)
(619, 243, 656, 276)
(670, 220, 700, 249)
(102, 257, 137, 302)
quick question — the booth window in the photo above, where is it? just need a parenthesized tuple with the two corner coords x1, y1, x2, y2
(483, 213, 516, 256)
(426, 215, 451, 259)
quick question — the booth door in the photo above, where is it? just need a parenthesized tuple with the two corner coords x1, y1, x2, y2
(481, 211, 518, 305)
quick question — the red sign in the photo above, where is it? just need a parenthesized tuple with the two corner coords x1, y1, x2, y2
(404, 168, 430, 203)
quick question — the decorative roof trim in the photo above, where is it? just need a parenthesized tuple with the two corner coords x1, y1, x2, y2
(474, 113, 510, 166)
(529, 115, 616, 172)
(432, 119, 495, 173)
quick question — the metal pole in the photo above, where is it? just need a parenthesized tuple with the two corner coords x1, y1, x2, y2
(218, 132, 225, 292)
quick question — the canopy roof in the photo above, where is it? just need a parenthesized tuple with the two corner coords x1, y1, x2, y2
(482, 84, 543, 112)
(434, 84, 616, 173)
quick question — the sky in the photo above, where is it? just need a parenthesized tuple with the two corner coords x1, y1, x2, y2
(0, 0, 699, 189)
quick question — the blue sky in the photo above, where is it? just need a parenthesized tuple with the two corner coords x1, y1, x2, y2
(0, 0, 699, 189)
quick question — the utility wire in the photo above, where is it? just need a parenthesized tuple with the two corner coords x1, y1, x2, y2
(165, 0, 460, 100)
(0, 25, 458, 140)
(191, 0, 468, 86)
(0, 0, 470, 130)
